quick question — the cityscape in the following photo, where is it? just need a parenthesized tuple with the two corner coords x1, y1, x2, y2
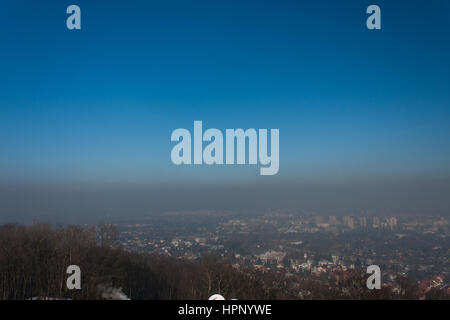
(114, 211, 450, 299)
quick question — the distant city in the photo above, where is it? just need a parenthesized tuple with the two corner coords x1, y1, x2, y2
(112, 211, 449, 299)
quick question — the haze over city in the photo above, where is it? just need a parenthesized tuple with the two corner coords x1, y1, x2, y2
(1, 0, 450, 223)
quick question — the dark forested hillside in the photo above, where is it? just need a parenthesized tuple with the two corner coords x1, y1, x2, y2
(0, 223, 272, 300)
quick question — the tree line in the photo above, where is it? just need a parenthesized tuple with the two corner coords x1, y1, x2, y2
(0, 223, 271, 299)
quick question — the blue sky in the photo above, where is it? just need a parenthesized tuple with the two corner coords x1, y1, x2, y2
(1, 0, 450, 184)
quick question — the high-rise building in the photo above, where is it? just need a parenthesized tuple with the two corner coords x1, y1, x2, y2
(316, 216, 324, 225)
(373, 216, 380, 228)
(347, 217, 355, 229)
(359, 217, 367, 228)
(343, 216, 355, 229)
(387, 217, 398, 230)
(329, 216, 338, 225)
